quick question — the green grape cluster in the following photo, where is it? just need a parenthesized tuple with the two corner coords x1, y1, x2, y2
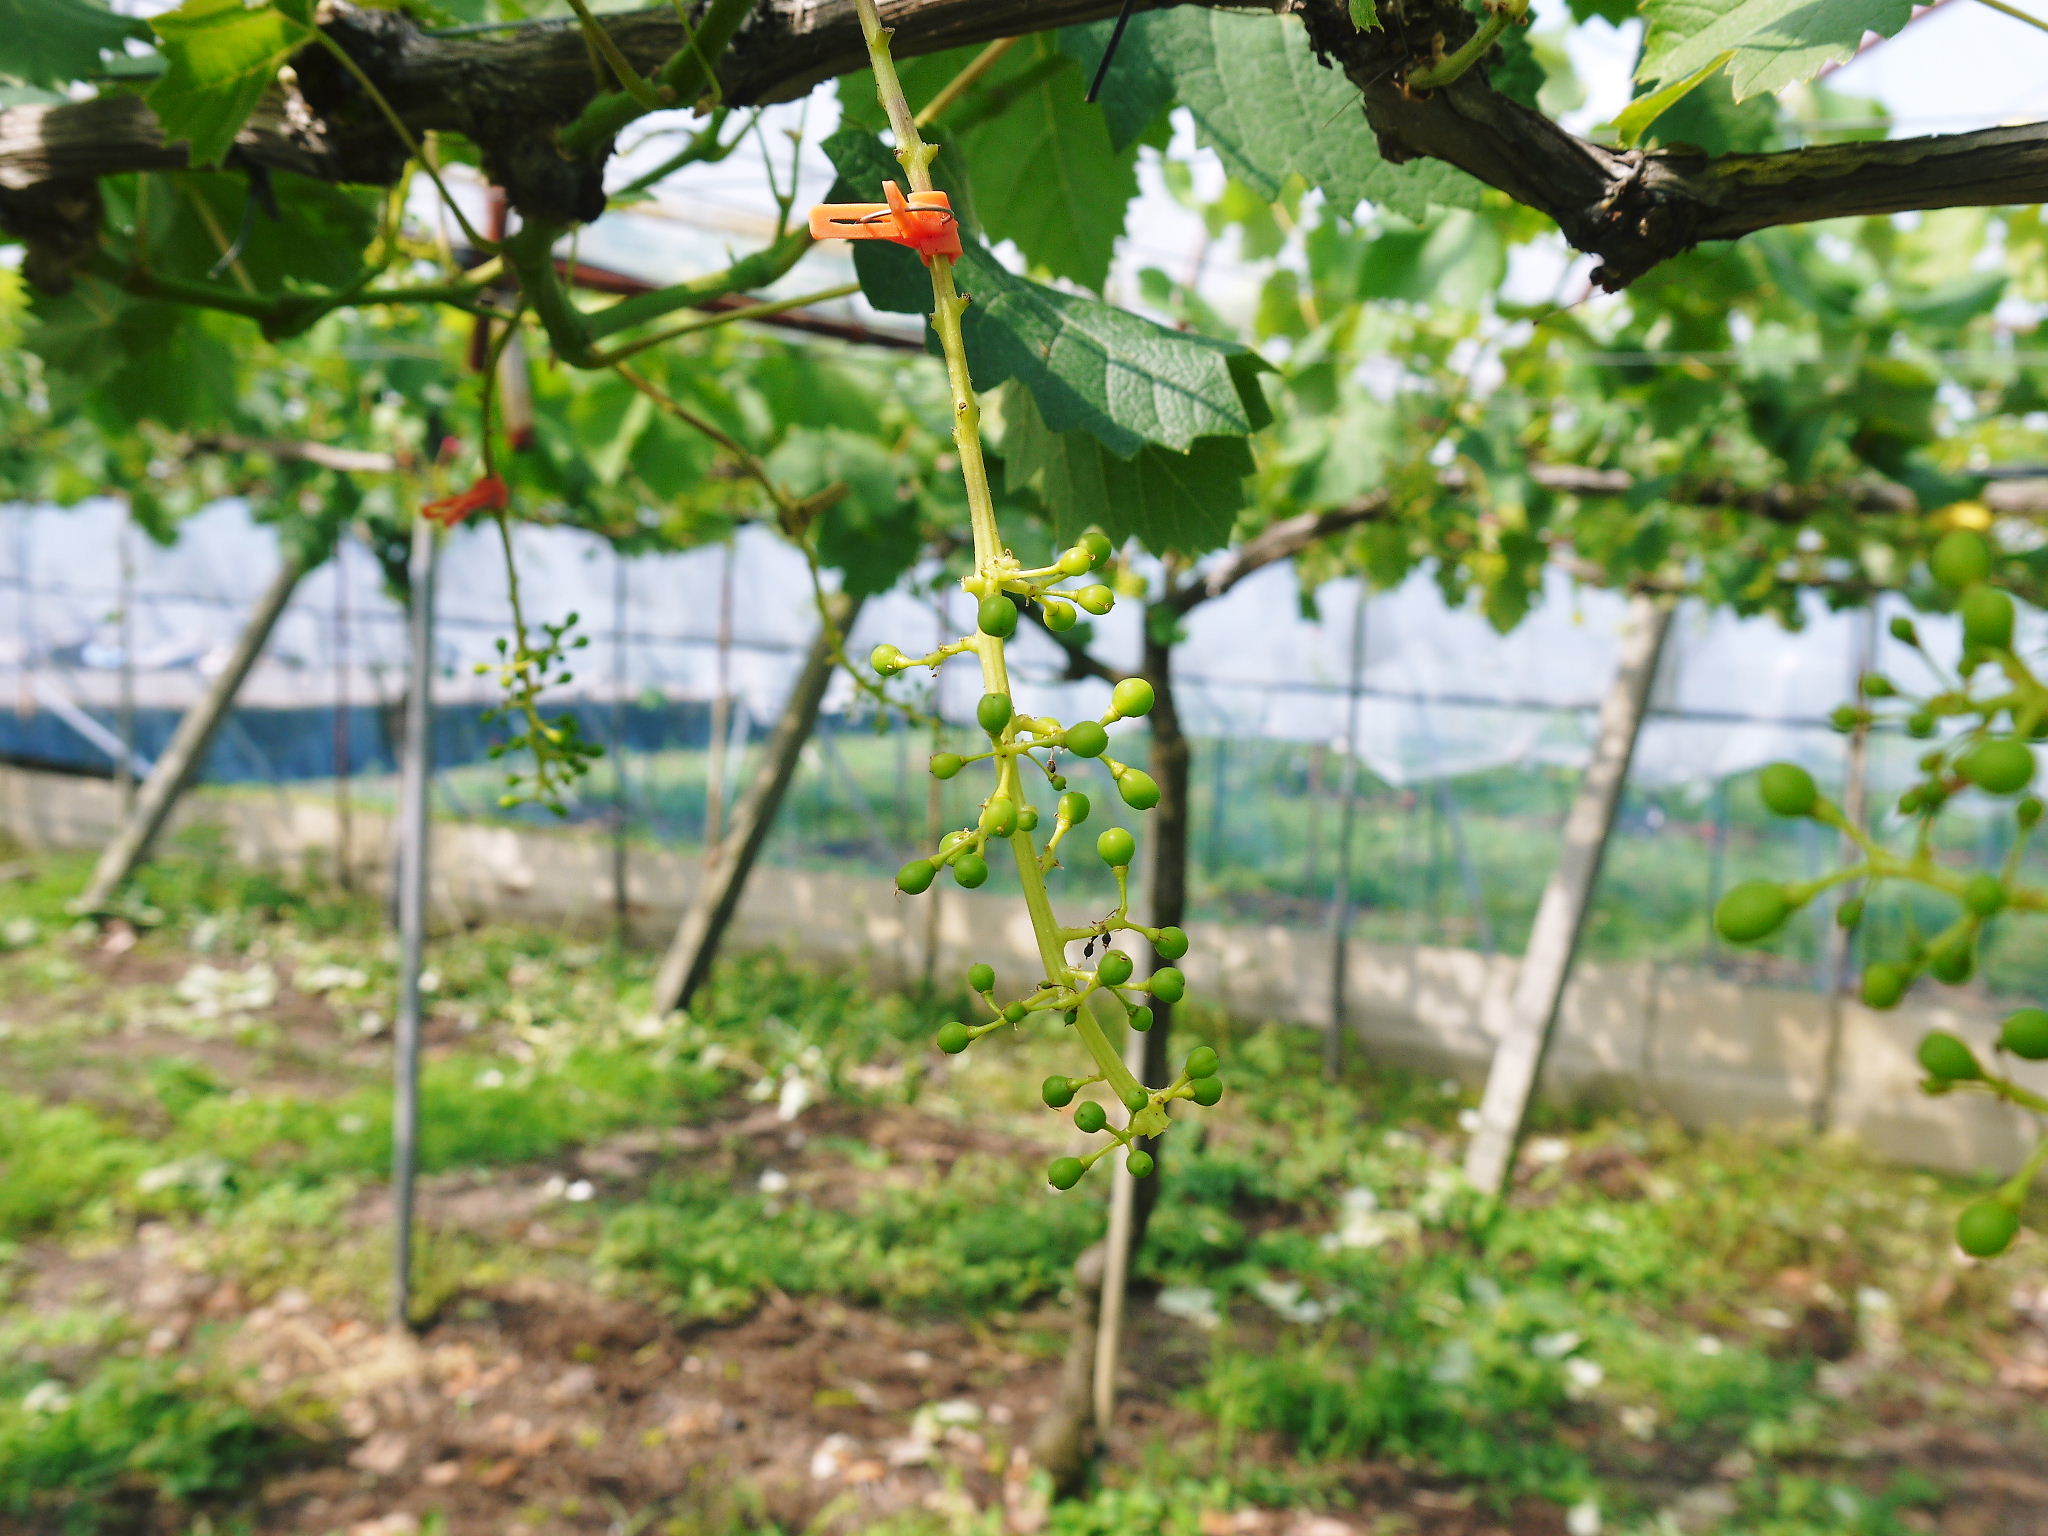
(874, 531, 1219, 1188)
(1713, 528, 2048, 1256)
(477, 612, 606, 814)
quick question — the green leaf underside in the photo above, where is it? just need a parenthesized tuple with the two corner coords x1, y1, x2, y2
(0, 0, 142, 87)
(1054, 23, 1178, 151)
(1610, 50, 1733, 145)
(1086, 10, 1483, 219)
(148, 0, 313, 169)
(1639, 0, 1916, 100)
(824, 129, 1263, 459)
(1000, 384, 1250, 556)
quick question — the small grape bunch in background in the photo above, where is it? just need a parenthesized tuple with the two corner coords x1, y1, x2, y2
(1714, 527, 2047, 1255)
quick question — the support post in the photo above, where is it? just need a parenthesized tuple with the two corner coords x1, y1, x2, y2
(651, 592, 862, 1015)
(116, 510, 137, 814)
(1325, 585, 1370, 1081)
(610, 547, 632, 943)
(391, 517, 438, 1331)
(1463, 593, 1676, 1199)
(333, 540, 354, 889)
(78, 550, 310, 913)
(1812, 605, 1879, 1132)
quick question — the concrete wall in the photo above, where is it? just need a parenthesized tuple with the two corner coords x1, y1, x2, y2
(6, 765, 2038, 1176)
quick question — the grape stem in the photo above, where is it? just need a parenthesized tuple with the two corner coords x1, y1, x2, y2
(850, 0, 1152, 1117)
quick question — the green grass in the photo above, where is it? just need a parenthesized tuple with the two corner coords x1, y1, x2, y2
(1, 842, 2043, 1534)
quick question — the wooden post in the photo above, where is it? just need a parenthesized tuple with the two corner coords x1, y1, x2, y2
(333, 540, 355, 889)
(1463, 593, 1676, 1199)
(610, 547, 632, 943)
(704, 540, 736, 848)
(651, 592, 862, 1015)
(78, 550, 310, 914)
(1812, 605, 1879, 1132)
(115, 511, 137, 814)
(391, 517, 438, 1331)
(1325, 585, 1369, 1081)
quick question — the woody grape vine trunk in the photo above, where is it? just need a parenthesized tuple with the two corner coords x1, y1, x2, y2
(844, 0, 1218, 1189)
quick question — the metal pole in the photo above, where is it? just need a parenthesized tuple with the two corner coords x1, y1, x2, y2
(1813, 604, 1879, 1132)
(1325, 584, 1369, 1080)
(611, 547, 631, 943)
(391, 516, 437, 1331)
(116, 509, 137, 814)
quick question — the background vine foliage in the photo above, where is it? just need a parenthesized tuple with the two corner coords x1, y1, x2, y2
(10, 3, 2048, 1213)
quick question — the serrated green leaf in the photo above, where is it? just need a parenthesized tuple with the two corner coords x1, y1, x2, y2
(1639, 0, 1915, 100)
(148, 0, 312, 169)
(1000, 383, 1249, 556)
(824, 129, 1264, 459)
(1084, 10, 1482, 219)
(769, 428, 922, 596)
(26, 288, 240, 431)
(0, 0, 142, 88)
(1055, 22, 1178, 151)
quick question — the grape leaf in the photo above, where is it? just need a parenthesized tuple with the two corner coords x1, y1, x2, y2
(1000, 384, 1251, 556)
(1055, 23, 1178, 151)
(148, 0, 313, 169)
(824, 129, 1266, 458)
(1639, 0, 1915, 100)
(1075, 10, 1483, 219)
(770, 427, 922, 597)
(0, 0, 142, 87)
(26, 289, 240, 431)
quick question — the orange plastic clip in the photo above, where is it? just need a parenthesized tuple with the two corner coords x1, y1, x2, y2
(809, 181, 963, 265)
(421, 473, 510, 528)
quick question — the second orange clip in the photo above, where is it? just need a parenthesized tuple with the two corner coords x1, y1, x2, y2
(809, 181, 963, 265)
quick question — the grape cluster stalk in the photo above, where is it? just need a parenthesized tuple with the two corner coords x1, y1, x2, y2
(850, 0, 1221, 1188)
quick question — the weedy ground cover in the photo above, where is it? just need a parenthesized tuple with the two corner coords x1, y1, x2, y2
(2, 840, 2045, 1535)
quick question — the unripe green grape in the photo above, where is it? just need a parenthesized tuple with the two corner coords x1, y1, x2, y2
(1907, 712, 1936, 739)
(1758, 763, 1818, 818)
(897, 859, 938, 895)
(977, 692, 1014, 735)
(2021, 796, 2045, 829)
(1118, 770, 1162, 810)
(1860, 672, 1895, 699)
(1079, 530, 1113, 566)
(1998, 1007, 2048, 1060)
(1898, 786, 1925, 816)
(1930, 528, 1994, 590)
(1074, 1100, 1108, 1134)
(1918, 749, 1946, 773)
(1017, 805, 1039, 832)
(1112, 678, 1156, 718)
(1186, 1045, 1219, 1079)
(1154, 926, 1189, 961)
(967, 962, 995, 993)
(1097, 827, 1136, 867)
(1889, 616, 1919, 645)
(1190, 1076, 1223, 1107)
(1964, 873, 2007, 917)
(1928, 934, 1975, 985)
(1837, 896, 1865, 929)
(1057, 546, 1094, 577)
(1076, 585, 1115, 615)
(982, 795, 1018, 837)
(1830, 705, 1867, 733)
(1962, 738, 2036, 795)
(1042, 1075, 1077, 1108)
(953, 851, 990, 889)
(1122, 1086, 1149, 1113)
(1097, 950, 1134, 986)
(978, 592, 1019, 638)
(1862, 962, 1909, 1010)
(1047, 1156, 1085, 1190)
(930, 752, 965, 780)
(1961, 585, 2016, 651)
(1956, 1198, 2020, 1258)
(1065, 721, 1109, 758)
(1128, 1004, 1153, 1030)
(1714, 881, 1792, 944)
(1059, 790, 1091, 825)
(1918, 1029, 1983, 1081)
(1127, 1149, 1155, 1178)
(1150, 966, 1186, 1003)
(871, 643, 907, 676)
(1043, 600, 1079, 631)
(937, 1021, 972, 1054)
(1050, 772, 1069, 791)
(1003, 1000, 1028, 1022)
